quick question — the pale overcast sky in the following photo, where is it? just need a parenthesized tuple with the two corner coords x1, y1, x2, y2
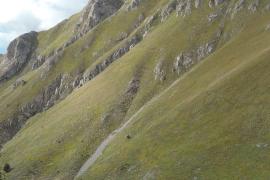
(0, 0, 88, 53)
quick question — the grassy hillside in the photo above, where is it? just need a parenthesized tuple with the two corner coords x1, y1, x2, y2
(0, 0, 167, 125)
(37, 13, 81, 56)
(0, 0, 270, 179)
(82, 14, 270, 179)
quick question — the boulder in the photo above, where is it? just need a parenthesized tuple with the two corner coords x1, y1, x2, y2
(3, 163, 12, 173)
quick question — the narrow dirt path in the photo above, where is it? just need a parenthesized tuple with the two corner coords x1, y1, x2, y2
(74, 77, 183, 179)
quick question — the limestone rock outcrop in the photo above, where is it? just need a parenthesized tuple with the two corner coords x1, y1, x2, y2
(173, 40, 218, 75)
(126, 0, 143, 11)
(0, 31, 38, 82)
(195, 0, 202, 8)
(176, 0, 192, 17)
(154, 59, 166, 82)
(0, 74, 74, 146)
(74, 0, 124, 36)
(248, 0, 259, 13)
(209, 0, 225, 8)
(31, 55, 46, 70)
(81, 34, 142, 85)
(230, 0, 245, 18)
(161, 0, 177, 22)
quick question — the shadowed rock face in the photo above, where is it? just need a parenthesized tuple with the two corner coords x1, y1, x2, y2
(0, 31, 38, 83)
(0, 54, 3, 64)
(75, 0, 124, 36)
(0, 75, 68, 147)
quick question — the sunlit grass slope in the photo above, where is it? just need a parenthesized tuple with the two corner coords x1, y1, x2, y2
(0, 0, 167, 124)
(0, 0, 270, 179)
(82, 14, 270, 180)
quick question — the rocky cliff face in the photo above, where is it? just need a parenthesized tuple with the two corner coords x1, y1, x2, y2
(0, 31, 38, 83)
(0, 54, 3, 64)
(74, 0, 123, 36)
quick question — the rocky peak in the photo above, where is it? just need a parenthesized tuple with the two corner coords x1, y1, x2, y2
(0, 31, 38, 82)
(6, 31, 37, 60)
(74, 0, 123, 36)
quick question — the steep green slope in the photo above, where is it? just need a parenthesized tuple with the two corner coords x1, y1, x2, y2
(37, 13, 81, 56)
(0, 0, 166, 126)
(0, 0, 270, 179)
(82, 16, 270, 179)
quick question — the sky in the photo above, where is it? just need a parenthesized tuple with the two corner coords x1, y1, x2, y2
(0, 0, 88, 53)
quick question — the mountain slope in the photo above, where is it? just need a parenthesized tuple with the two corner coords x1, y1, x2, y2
(0, 0, 270, 179)
(82, 19, 270, 179)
